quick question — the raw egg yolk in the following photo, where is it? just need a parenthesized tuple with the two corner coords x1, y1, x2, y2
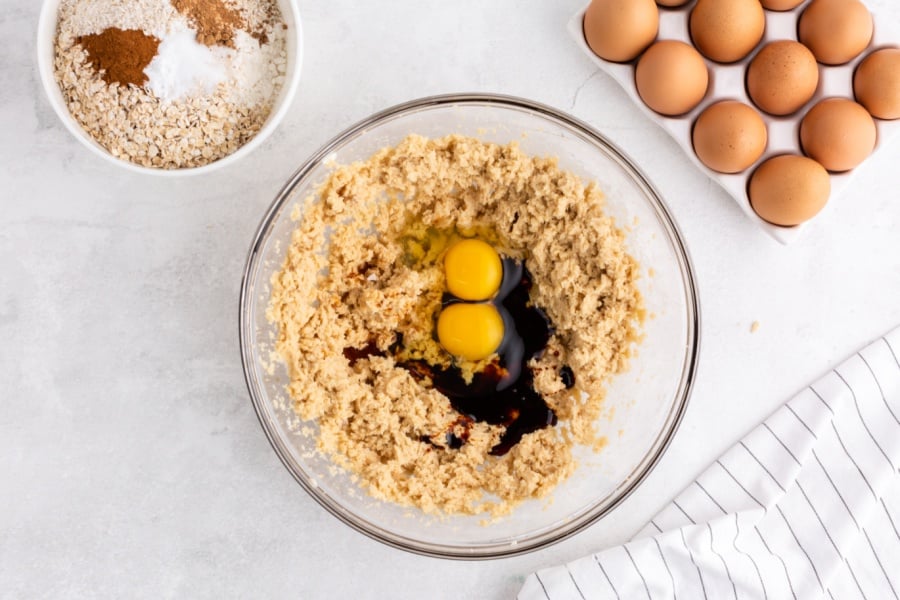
(437, 303, 504, 362)
(443, 239, 502, 301)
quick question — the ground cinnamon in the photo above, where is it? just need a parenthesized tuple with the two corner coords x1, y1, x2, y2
(76, 28, 160, 87)
(172, 0, 245, 47)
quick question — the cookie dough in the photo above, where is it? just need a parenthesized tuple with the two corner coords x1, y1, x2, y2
(268, 134, 643, 516)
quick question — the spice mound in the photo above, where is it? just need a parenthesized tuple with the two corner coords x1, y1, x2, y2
(54, 0, 289, 169)
(268, 135, 644, 516)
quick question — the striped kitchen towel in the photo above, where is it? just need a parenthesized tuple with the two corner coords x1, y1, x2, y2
(520, 327, 900, 600)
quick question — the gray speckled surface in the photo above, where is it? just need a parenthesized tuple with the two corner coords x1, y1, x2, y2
(2, 0, 899, 597)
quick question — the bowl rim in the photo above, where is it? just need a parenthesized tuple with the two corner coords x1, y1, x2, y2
(35, 0, 303, 177)
(239, 92, 701, 559)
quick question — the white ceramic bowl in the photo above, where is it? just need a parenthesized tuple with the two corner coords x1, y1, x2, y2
(240, 94, 700, 558)
(36, 0, 302, 176)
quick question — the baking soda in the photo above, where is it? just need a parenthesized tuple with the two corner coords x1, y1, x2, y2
(145, 25, 229, 102)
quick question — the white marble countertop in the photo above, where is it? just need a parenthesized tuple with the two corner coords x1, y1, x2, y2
(2, 0, 899, 597)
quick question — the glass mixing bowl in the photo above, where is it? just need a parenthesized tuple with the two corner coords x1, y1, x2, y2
(240, 94, 700, 558)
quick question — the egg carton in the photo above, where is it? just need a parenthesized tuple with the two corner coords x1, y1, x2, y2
(567, 1, 900, 244)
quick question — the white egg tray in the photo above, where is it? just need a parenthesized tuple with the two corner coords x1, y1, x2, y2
(568, 1, 900, 244)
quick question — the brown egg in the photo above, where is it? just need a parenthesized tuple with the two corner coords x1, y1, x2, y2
(749, 155, 831, 226)
(657, 0, 690, 6)
(690, 0, 766, 63)
(583, 0, 659, 63)
(692, 101, 768, 173)
(800, 98, 877, 172)
(854, 48, 900, 120)
(761, 0, 805, 10)
(747, 41, 819, 116)
(636, 41, 709, 116)
(798, 0, 873, 65)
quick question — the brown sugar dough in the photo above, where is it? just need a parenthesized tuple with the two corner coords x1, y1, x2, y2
(268, 135, 643, 516)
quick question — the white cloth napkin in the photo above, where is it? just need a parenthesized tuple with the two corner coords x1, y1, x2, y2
(521, 327, 900, 600)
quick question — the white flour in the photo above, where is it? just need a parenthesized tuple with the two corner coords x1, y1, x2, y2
(58, 0, 179, 38)
(226, 28, 286, 106)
